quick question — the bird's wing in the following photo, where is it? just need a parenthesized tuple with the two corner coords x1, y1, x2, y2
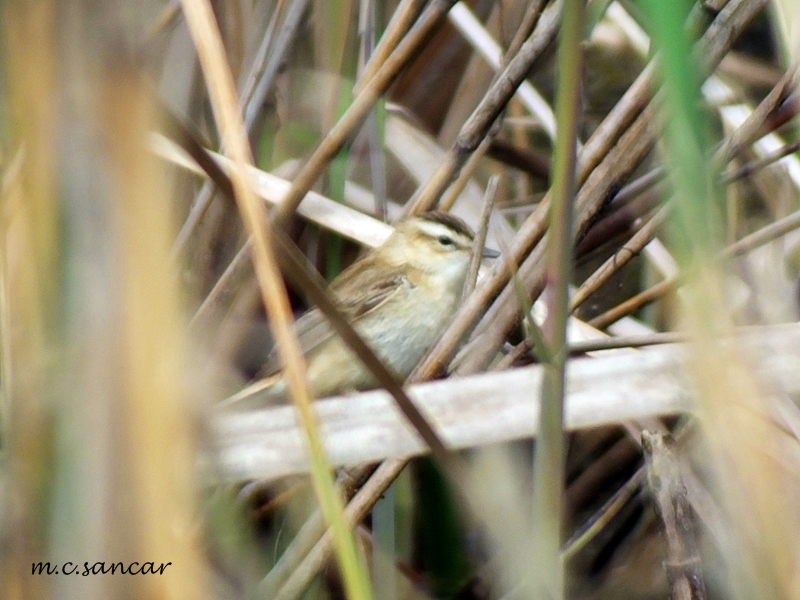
(258, 261, 409, 377)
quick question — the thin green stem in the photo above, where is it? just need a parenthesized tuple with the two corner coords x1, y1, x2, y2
(530, 1, 584, 598)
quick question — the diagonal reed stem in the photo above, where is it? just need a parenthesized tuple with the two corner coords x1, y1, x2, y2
(178, 1, 373, 598)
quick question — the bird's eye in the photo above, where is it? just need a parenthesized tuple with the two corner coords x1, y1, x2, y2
(437, 235, 454, 246)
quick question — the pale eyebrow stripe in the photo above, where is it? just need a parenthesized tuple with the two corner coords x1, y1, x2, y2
(416, 222, 471, 244)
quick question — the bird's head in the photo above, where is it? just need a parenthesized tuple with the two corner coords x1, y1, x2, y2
(382, 211, 495, 285)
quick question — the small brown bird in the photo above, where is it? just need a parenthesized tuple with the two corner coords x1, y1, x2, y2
(225, 211, 498, 407)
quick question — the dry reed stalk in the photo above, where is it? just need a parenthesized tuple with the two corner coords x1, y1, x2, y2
(3, 2, 211, 599)
(101, 66, 207, 600)
(464, 174, 498, 297)
(269, 459, 408, 600)
(275, 0, 459, 224)
(173, 0, 308, 258)
(418, 0, 768, 379)
(642, 432, 707, 600)
(590, 198, 800, 329)
(354, 0, 427, 91)
(405, 0, 563, 216)
(570, 205, 670, 312)
(649, 0, 800, 592)
(257, 464, 377, 597)
(590, 278, 677, 329)
(178, 0, 372, 598)
(713, 67, 798, 167)
(1, 2, 58, 596)
(434, 0, 547, 213)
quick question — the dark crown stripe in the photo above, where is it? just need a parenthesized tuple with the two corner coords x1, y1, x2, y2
(418, 211, 475, 240)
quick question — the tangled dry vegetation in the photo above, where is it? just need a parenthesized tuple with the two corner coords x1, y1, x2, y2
(3, 0, 800, 599)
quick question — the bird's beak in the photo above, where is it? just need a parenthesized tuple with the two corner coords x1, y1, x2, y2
(482, 247, 501, 259)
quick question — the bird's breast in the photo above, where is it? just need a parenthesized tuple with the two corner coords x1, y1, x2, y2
(356, 284, 460, 377)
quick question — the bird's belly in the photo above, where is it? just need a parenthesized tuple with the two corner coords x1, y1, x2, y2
(305, 289, 458, 396)
(357, 289, 457, 377)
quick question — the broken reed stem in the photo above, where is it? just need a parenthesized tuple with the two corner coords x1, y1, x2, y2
(721, 138, 800, 183)
(464, 175, 499, 298)
(178, 2, 373, 599)
(497, 330, 686, 370)
(569, 331, 684, 353)
(530, 1, 584, 598)
(642, 432, 707, 600)
(723, 206, 800, 257)
(188, 238, 252, 329)
(238, 0, 284, 111)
